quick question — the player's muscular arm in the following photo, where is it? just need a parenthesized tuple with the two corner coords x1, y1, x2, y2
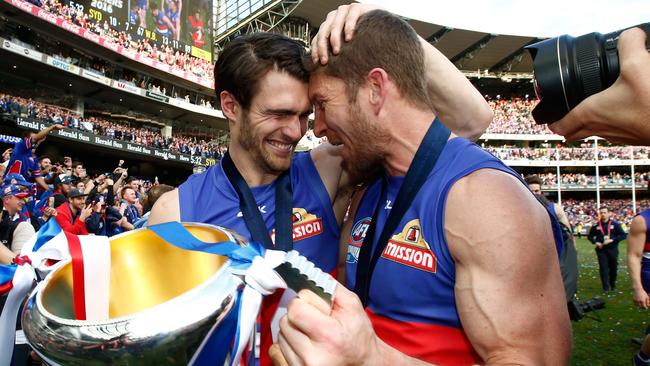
(627, 216, 647, 305)
(419, 38, 493, 140)
(148, 189, 181, 225)
(445, 170, 571, 365)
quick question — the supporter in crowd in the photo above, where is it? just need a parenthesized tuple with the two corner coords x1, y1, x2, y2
(106, 195, 135, 236)
(4, 124, 63, 191)
(120, 186, 140, 225)
(54, 188, 93, 234)
(71, 161, 85, 183)
(0, 184, 35, 261)
(38, 156, 53, 180)
(588, 206, 627, 292)
(84, 198, 106, 236)
(52, 173, 73, 208)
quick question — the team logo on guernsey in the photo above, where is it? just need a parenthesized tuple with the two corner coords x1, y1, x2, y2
(381, 219, 437, 273)
(271, 208, 323, 242)
(346, 217, 372, 263)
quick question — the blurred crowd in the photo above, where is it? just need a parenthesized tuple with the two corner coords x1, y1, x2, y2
(486, 145, 650, 161)
(0, 17, 216, 110)
(485, 97, 553, 135)
(1, 93, 226, 159)
(0, 125, 178, 265)
(32, 0, 214, 83)
(535, 172, 650, 188)
(562, 198, 650, 232)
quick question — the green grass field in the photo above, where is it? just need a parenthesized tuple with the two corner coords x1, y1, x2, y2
(572, 237, 647, 365)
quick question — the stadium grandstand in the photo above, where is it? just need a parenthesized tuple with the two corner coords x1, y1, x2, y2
(0, 0, 645, 362)
(0, 0, 646, 223)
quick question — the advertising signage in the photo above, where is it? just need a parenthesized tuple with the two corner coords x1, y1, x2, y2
(14, 117, 217, 167)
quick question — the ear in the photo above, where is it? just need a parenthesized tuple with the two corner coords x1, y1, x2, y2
(220, 91, 240, 122)
(366, 68, 389, 114)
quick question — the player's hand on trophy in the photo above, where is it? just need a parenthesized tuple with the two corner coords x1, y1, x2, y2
(311, 3, 383, 64)
(277, 285, 381, 366)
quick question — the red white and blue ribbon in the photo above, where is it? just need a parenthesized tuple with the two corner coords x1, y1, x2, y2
(1, 221, 295, 366)
(0, 220, 111, 365)
(148, 222, 289, 366)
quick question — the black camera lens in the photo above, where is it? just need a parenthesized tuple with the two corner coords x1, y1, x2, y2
(526, 23, 650, 124)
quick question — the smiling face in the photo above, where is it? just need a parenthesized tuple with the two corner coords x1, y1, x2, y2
(231, 70, 311, 175)
(40, 158, 52, 171)
(2, 194, 25, 215)
(309, 71, 387, 181)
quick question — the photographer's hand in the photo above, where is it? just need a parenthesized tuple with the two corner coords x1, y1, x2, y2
(549, 27, 650, 144)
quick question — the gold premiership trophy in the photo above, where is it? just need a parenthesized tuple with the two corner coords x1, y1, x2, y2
(22, 223, 248, 365)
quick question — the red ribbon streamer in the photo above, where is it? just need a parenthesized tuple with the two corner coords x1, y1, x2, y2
(65, 231, 86, 320)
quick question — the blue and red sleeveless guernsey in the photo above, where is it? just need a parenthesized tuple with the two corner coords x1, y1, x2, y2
(346, 137, 563, 366)
(6, 137, 41, 182)
(178, 151, 339, 366)
(637, 209, 650, 292)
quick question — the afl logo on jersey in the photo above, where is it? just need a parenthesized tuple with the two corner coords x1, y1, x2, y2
(381, 219, 436, 273)
(346, 217, 371, 263)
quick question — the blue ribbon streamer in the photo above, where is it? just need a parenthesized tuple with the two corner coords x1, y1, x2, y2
(32, 219, 65, 252)
(147, 222, 269, 365)
(0, 265, 17, 291)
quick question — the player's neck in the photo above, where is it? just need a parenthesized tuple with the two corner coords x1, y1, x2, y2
(382, 110, 452, 176)
(227, 144, 280, 187)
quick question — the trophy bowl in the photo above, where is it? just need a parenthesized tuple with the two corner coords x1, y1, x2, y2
(22, 223, 248, 365)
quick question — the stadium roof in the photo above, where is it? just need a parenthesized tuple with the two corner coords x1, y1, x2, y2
(279, 0, 545, 76)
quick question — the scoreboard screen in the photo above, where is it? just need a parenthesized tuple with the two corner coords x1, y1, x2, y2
(65, 0, 213, 61)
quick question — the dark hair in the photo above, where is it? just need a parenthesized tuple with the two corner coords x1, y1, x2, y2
(39, 155, 51, 162)
(215, 33, 309, 110)
(121, 186, 135, 200)
(73, 161, 83, 169)
(305, 10, 429, 109)
(525, 175, 542, 186)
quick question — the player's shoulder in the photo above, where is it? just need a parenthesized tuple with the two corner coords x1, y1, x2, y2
(148, 189, 180, 224)
(309, 143, 343, 172)
(631, 215, 646, 230)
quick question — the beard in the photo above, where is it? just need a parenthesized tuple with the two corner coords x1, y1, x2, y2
(238, 113, 293, 175)
(341, 105, 388, 185)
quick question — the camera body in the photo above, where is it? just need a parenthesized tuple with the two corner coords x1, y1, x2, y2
(526, 23, 650, 124)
